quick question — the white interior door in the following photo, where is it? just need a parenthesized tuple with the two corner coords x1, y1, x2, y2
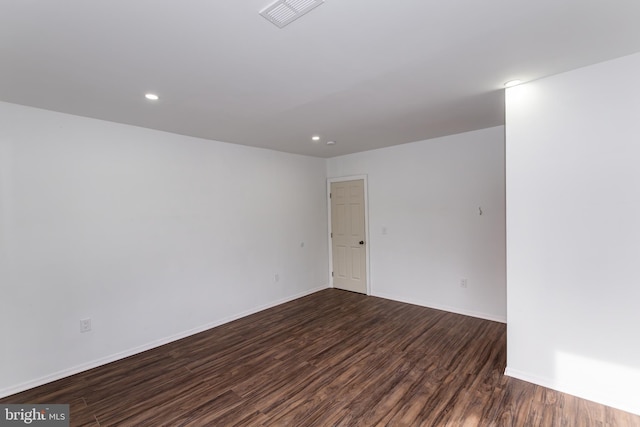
(331, 179, 367, 294)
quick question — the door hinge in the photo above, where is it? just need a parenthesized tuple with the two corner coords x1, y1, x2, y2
(332, 271, 334, 277)
(330, 232, 333, 238)
(330, 193, 332, 199)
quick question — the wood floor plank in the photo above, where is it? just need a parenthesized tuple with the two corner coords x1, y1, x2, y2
(2, 289, 639, 426)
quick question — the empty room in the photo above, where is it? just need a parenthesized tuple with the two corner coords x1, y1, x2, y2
(1, 1, 640, 425)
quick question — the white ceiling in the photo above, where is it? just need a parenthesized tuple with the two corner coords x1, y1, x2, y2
(2, 1, 640, 158)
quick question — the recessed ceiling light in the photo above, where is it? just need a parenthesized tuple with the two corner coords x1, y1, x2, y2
(312, 135, 320, 141)
(326, 141, 336, 145)
(145, 93, 159, 100)
(504, 80, 523, 88)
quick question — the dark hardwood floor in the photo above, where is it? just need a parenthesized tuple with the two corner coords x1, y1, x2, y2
(2, 289, 639, 426)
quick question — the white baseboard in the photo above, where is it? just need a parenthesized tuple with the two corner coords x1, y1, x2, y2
(504, 367, 558, 390)
(505, 367, 640, 416)
(372, 291, 507, 323)
(0, 285, 328, 399)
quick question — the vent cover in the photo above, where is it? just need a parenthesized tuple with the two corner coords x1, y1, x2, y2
(259, 0, 325, 28)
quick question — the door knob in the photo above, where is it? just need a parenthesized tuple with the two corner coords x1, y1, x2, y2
(359, 241, 365, 245)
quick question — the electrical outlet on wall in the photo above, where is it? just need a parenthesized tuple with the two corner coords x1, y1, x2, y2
(80, 318, 92, 333)
(460, 278, 468, 288)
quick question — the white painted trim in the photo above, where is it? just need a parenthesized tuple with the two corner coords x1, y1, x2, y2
(504, 367, 557, 390)
(373, 291, 507, 323)
(327, 175, 371, 296)
(505, 367, 640, 416)
(0, 285, 328, 399)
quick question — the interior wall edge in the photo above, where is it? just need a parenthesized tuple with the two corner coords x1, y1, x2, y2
(372, 291, 507, 324)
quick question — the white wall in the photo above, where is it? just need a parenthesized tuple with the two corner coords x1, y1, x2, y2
(327, 127, 506, 322)
(0, 101, 328, 397)
(505, 52, 640, 415)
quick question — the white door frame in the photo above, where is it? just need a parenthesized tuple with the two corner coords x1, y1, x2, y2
(327, 175, 371, 295)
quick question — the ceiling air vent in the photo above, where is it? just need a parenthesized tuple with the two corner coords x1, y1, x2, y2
(259, 0, 325, 28)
